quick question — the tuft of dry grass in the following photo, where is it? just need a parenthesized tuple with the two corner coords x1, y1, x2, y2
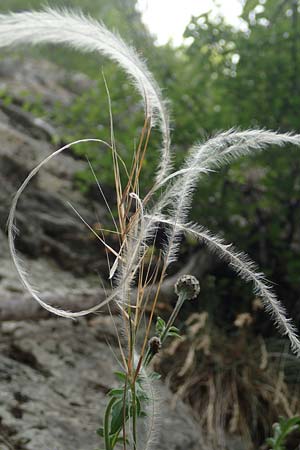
(155, 310, 300, 449)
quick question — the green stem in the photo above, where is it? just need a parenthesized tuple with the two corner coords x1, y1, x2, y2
(143, 292, 187, 367)
(160, 293, 187, 343)
(131, 382, 137, 450)
(122, 375, 128, 450)
(104, 397, 117, 450)
(110, 429, 121, 448)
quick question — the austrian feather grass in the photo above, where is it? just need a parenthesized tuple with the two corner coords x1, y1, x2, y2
(156, 129, 300, 262)
(146, 216, 300, 356)
(162, 129, 300, 209)
(0, 7, 171, 182)
(144, 129, 300, 356)
(137, 361, 161, 450)
(2, 6, 300, 450)
(7, 138, 124, 318)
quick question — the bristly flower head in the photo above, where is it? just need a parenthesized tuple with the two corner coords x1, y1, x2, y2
(148, 336, 162, 355)
(175, 274, 200, 300)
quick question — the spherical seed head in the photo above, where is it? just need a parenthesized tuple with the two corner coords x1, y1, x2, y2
(149, 336, 162, 355)
(175, 274, 200, 300)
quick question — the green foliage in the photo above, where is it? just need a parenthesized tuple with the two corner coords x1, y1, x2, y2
(97, 282, 191, 450)
(53, 73, 146, 188)
(168, 1, 300, 326)
(155, 316, 180, 339)
(266, 416, 300, 449)
(0, 87, 13, 106)
(97, 371, 148, 450)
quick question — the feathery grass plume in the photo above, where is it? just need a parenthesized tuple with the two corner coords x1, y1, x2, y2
(0, 7, 171, 182)
(146, 216, 300, 357)
(150, 129, 300, 356)
(134, 353, 161, 450)
(7, 138, 125, 318)
(153, 129, 300, 264)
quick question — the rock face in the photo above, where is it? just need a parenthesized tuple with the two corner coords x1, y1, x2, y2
(0, 317, 202, 450)
(0, 118, 108, 275)
(0, 58, 203, 450)
(0, 57, 114, 320)
(0, 57, 109, 277)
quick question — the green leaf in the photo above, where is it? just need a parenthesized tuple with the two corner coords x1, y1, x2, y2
(136, 395, 141, 415)
(108, 388, 125, 398)
(155, 317, 166, 335)
(167, 331, 181, 338)
(96, 427, 104, 437)
(110, 399, 128, 435)
(116, 437, 129, 444)
(148, 371, 161, 380)
(266, 416, 300, 450)
(114, 371, 127, 382)
(168, 326, 179, 333)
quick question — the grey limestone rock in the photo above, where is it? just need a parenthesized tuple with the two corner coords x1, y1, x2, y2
(0, 318, 202, 450)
